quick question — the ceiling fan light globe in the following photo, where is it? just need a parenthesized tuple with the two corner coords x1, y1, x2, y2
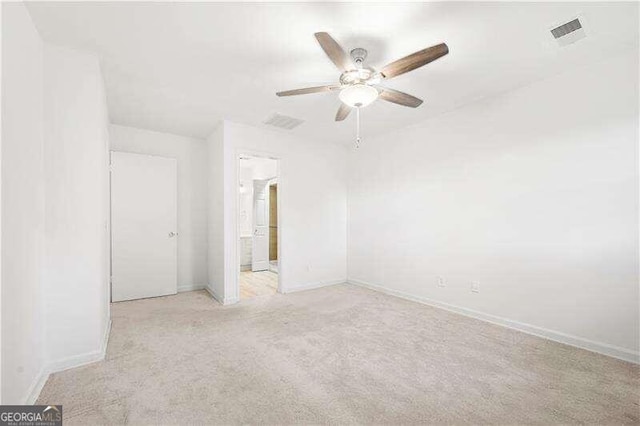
(339, 84, 378, 108)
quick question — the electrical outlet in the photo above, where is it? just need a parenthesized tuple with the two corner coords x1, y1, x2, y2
(437, 276, 446, 287)
(471, 281, 480, 293)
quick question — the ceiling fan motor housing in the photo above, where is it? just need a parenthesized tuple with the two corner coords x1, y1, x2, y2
(340, 48, 382, 85)
(350, 48, 368, 65)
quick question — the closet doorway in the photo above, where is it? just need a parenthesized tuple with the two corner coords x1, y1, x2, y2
(110, 151, 178, 302)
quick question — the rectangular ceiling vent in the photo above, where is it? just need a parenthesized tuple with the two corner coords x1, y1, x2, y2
(551, 18, 586, 46)
(263, 113, 304, 130)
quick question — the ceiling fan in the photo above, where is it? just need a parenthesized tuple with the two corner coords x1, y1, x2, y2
(276, 32, 449, 145)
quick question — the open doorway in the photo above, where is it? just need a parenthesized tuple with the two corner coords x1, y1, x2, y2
(237, 155, 280, 300)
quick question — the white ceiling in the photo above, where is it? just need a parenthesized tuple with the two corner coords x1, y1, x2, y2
(27, 2, 638, 145)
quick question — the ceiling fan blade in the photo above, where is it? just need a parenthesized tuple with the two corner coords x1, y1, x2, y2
(315, 32, 355, 72)
(380, 43, 449, 79)
(335, 103, 352, 121)
(276, 85, 340, 97)
(377, 86, 423, 108)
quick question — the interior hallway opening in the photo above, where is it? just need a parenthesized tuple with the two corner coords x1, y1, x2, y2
(238, 155, 279, 300)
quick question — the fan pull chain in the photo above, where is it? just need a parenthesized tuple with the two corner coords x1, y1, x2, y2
(355, 106, 361, 149)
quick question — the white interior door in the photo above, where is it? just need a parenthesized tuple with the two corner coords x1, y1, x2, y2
(252, 179, 270, 271)
(111, 151, 178, 302)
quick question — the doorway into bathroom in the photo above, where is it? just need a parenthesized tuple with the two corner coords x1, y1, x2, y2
(237, 155, 279, 300)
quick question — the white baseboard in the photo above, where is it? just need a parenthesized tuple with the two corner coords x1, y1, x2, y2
(204, 285, 238, 305)
(102, 319, 112, 358)
(25, 367, 50, 405)
(25, 319, 113, 404)
(349, 278, 639, 364)
(47, 346, 103, 374)
(178, 283, 206, 293)
(283, 278, 346, 294)
(205, 285, 222, 303)
(224, 296, 239, 305)
(47, 319, 112, 373)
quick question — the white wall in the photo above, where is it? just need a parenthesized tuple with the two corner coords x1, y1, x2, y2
(238, 165, 254, 238)
(348, 50, 639, 362)
(1, 2, 46, 404)
(221, 121, 348, 301)
(42, 44, 111, 370)
(207, 123, 226, 302)
(109, 125, 208, 292)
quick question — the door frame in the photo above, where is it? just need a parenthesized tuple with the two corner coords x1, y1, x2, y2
(234, 151, 282, 300)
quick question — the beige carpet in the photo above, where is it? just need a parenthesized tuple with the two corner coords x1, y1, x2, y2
(37, 284, 639, 425)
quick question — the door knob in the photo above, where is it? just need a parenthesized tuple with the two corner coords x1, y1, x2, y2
(169, 232, 177, 238)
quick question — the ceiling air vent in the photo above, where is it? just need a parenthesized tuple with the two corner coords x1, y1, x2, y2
(551, 18, 586, 46)
(263, 113, 304, 130)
